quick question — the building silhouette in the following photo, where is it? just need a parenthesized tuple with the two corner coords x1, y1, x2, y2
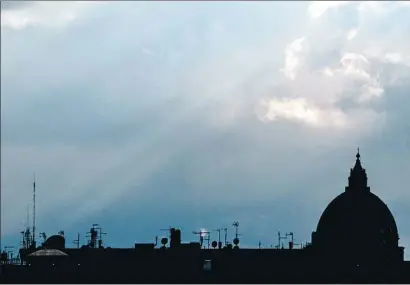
(312, 150, 404, 265)
(1, 150, 409, 283)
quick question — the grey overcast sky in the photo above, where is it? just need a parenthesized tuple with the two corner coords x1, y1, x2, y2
(1, 1, 410, 257)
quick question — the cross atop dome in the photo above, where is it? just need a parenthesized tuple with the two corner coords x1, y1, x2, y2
(353, 147, 363, 171)
(347, 147, 369, 192)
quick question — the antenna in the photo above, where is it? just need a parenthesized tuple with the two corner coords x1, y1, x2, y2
(160, 227, 172, 239)
(26, 203, 30, 229)
(232, 222, 242, 248)
(286, 232, 294, 243)
(86, 224, 98, 248)
(73, 233, 80, 249)
(98, 227, 107, 248)
(213, 229, 222, 249)
(86, 224, 107, 248)
(32, 174, 36, 248)
(222, 228, 228, 246)
(159, 227, 172, 248)
(285, 232, 300, 249)
(232, 222, 240, 239)
(277, 231, 287, 249)
(22, 198, 31, 250)
(4, 246, 15, 264)
(192, 230, 210, 248)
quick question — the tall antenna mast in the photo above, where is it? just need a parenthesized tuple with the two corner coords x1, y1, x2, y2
(26, 203, 30, 229)
(32, 173, 36, 248)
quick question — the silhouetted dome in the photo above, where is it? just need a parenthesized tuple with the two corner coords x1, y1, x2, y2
(315, 150, 399, 250)
(316, 191, 399, 247)
(43, 235, 66, 250)
(314, 149, 399, 255)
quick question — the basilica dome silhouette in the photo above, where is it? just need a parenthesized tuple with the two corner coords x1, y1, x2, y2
(311, 150, 403, 264)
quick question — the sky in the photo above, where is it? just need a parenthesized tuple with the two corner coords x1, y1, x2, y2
(1, 1, 410, 258)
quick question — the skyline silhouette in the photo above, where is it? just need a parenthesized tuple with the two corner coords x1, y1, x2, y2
(1, 150, 410, 283)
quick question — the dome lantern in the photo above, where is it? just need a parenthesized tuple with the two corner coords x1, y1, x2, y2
(347, 147, 369, 193)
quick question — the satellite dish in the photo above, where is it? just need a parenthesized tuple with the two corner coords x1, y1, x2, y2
(161, 237, 168, 246)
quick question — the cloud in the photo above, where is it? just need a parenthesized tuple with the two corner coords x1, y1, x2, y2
(258, 1, 410, 132)
(307, 1, 352, 19)
(257, 97, 347, 128)
(281, 37, 307, 80)
(1, 1, 410, 259)
(1, 1, 101, 30)
(346, 27, 359, 41)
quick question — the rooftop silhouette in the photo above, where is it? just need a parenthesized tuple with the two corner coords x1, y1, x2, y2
(1, 150, 409, 284)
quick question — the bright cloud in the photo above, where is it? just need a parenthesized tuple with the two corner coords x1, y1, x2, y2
(257, 98, 347, 128)
(281, 37, 307, 80)
(258, 1, 410, 130)
(307, 1, 352, 19)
